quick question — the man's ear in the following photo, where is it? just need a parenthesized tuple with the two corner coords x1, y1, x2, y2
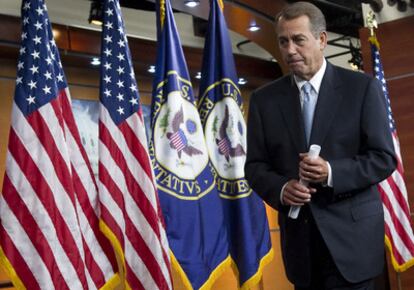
(319, 31, 328, 50)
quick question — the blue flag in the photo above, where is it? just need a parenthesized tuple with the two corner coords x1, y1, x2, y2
(198, 0, 273, 288)
(150, 0, 231, 288)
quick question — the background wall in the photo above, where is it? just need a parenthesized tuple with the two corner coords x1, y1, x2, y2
(360, 14, 414, 290)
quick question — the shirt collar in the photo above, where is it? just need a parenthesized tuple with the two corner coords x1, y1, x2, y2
(294, 58, 327, 94)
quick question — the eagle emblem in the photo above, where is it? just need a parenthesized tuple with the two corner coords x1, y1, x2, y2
(216, 105, 246, 162)
(166, 106, 203, 158)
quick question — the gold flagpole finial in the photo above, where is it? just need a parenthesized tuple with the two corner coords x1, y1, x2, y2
(366, 10, 380, 48)
(366, 10, 378, 37)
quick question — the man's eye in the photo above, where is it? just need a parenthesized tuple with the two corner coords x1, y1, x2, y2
(279, 39, 287, 46)
(295, 38, 306, 44)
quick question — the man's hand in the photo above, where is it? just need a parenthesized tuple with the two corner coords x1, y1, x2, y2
(282, 179, 315, 206)
(299, 153, 329, 184)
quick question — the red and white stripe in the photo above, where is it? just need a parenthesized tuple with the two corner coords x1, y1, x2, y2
(98, 105, 172, 289)
(0, 89, 117, 289)
(378, 132, 414, 269)
(61, 89, 118, 285)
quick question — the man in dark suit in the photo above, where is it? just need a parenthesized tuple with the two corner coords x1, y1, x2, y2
(245, 2, 396, 290)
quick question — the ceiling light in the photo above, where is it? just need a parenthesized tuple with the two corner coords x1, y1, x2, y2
(195, 72, 201, 79)
(52, 28, 60, 39)
(184, 0, 200, 8)
(88, 0, 103, 26)
(347, 40, 363, 71)
(238, 78, 247, 85)
(247, 24, 260, 32)
(349, 63, 359, 71)
(91, 57, 101, 66)
(148, 65, 156, 74)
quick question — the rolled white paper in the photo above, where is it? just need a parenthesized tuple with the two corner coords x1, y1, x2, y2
(288, 144, 321, 219)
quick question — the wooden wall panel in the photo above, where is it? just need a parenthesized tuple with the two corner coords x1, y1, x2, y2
(0, 59, 16, 188)
(0, 60, 15, 290)
(360, 14, 414, 290)
(388, 76, 414, 211)
(0, 15, 23, 43)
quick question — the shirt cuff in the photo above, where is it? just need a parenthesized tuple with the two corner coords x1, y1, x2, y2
(326, 161, 333, 187)
(280, 182, 289, 205)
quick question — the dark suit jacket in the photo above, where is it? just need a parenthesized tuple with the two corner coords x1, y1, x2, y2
(245, 62, 396, 286)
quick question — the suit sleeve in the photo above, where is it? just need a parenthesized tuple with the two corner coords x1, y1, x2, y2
(329, 78, 397, 195)
(245, 92, 290, 211)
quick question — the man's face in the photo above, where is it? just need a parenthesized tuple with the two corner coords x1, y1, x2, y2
(276, 15, 327, 80)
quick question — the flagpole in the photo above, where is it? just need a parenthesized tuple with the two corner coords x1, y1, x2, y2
(397, 272, 402, 290)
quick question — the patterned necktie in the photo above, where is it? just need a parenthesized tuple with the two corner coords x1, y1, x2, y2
(302, 82, 316, 146)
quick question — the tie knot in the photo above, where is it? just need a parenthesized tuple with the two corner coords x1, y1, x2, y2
(302, 82, 312, 95)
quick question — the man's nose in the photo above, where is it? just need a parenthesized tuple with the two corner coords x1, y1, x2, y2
(286, 41, 297, 55)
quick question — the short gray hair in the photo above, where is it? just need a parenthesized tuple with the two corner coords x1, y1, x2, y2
(275, 1, 326, 37)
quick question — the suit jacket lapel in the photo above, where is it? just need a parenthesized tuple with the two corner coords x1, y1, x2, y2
(278, 76, 307, 153)
(309, 63, 343, 148)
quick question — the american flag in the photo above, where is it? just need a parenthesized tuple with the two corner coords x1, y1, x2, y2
(97, 0, 172, 289)
(370, 37, 414, 271)
(0, 0, 118, 289)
